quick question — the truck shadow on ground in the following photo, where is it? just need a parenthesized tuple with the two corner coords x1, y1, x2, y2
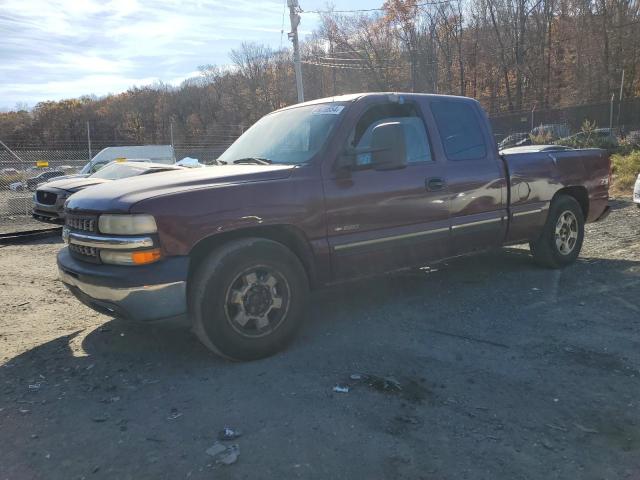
(4, 246, 639, 369)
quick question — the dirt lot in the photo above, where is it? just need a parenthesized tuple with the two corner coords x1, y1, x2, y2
(1, 199, 639, 480)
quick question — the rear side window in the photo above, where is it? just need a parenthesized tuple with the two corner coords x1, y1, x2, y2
(431, 101, 487, 161)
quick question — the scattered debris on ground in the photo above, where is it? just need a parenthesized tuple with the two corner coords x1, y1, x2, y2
(206, 442, 240, 465)
(167, 408, 183, 420)
(217, 427, 242, 441)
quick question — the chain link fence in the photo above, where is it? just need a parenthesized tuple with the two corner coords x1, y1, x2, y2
(490, 97, 640, 143)
(0, 141, 237, 233)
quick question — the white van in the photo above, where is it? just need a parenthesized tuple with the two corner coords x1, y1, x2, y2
(80, 145, 175, 174)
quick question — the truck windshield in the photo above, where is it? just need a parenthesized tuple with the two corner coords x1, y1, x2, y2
(217, 103, 345, 165)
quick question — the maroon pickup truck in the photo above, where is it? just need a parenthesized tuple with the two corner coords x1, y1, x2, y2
(58, 93, 610, 360)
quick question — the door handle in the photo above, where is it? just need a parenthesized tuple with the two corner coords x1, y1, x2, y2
(426, 177, 446, 191)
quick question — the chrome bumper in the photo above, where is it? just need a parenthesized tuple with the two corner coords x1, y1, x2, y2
(62, 227, 154, 250)
(58, 267, 187, 322)
(33, 201, 66, 222)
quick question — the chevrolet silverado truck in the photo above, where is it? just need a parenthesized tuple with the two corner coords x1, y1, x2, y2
(58, 93, 611, 360)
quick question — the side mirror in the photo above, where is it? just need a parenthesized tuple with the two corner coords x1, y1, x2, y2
(334, 152, 355, 179)
(335, 152, 355, 170)
(370, 122, 407, 170)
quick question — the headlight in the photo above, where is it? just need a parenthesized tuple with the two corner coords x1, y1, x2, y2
(100, 248, 162, 266)
(98, 214, 157, 235)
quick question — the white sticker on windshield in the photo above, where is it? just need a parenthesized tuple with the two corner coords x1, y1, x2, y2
(311, 105, 344, 115)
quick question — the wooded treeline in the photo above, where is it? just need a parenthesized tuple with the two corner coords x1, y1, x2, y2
(1, 0, 639, 147)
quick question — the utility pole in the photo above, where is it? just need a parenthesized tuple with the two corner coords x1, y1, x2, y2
(616, 69, 625, 134)
(531, 104, 536, 131)
(287, 0, 304, 103)
(169, 121, 175, 161)
(86, 121, 92, 161)
(609, 93, 615, 134)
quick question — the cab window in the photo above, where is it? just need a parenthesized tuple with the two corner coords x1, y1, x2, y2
(348, 103, 432, 166)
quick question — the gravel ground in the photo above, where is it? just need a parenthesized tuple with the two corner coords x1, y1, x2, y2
(0, 217, 54, 234)
(1, 199, 639, 480)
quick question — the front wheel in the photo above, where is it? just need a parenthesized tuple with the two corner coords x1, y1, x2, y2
(189, 238, 309, 361)
(529, 194, 585, 268)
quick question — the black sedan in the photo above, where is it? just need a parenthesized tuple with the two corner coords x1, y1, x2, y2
(32, 161, 185, 223)
(10, 170, 65, 191)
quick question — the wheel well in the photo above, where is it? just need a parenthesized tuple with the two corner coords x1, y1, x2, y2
(187, 225, 316, 289)
(554, 186, 589, 219)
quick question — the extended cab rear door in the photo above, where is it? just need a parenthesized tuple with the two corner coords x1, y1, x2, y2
(427, 98, 508, 254)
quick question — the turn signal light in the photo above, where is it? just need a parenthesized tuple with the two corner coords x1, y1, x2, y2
(131, 249, 162, 265)
(100, 248, 162, 266)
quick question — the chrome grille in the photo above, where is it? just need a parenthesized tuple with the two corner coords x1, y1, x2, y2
(36, 190, 57, 205)
(69, 243, 100, 263)
(66, 214, 97, 233)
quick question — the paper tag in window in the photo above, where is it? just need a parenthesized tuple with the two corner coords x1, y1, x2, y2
(311, 105, 344, 115)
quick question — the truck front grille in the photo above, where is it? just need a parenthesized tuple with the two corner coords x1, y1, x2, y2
(36, 190, 57, 205)
(66, 214, 97, 233)
(69, 243, 100, 264)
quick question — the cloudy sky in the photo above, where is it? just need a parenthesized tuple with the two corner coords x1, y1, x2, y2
(1, 0, 374, 110)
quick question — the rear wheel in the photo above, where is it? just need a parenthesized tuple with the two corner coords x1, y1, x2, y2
(189, 238, 309, 361)
(529, 194, 584, 268)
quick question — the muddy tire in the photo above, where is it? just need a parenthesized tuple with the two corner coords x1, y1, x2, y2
(189, 238, 309, 361)
(529, 194, 585, 269)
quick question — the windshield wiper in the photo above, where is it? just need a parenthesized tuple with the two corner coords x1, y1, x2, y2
(232, 157, 272, 165)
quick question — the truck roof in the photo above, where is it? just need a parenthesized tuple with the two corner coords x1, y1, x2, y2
(277, 92, 479, 112)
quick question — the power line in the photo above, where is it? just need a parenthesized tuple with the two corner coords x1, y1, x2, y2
(303, 0, 451, 14)
(312, 55, 434, 65)
(317, 49, 368, 55)
(314, 56, 380, 62)
(301, 60, 405, 70)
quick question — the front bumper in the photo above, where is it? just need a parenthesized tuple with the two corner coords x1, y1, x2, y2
(57, 247, 189, 322)
(32, 190, 68, 223)
(33, 206, 65, 223)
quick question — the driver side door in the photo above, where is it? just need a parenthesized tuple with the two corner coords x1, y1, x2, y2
(323, 100, 450, 280)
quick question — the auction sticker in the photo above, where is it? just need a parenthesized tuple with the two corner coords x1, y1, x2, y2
(311, 105, 344, 115)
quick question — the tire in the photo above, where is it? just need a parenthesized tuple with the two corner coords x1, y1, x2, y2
(529, 194, 585, 269)
(189, 238, 309, 361)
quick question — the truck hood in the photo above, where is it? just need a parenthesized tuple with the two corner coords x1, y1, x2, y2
(42, 176, 109, 192)
(66, 164, 296, 213)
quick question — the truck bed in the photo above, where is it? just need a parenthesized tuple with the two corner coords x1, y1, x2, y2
(501, 148, 610, 244)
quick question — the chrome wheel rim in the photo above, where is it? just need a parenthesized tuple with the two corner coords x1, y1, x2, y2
(555, 210, 578, 255)
(224, 265, 290, 338)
